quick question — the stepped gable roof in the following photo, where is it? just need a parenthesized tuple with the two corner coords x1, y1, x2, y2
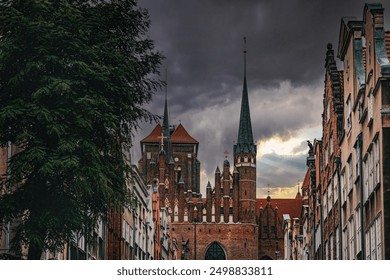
(256, 198, 303, 222)
(170, 123, 198, 144)
(141, 124, 162, 143)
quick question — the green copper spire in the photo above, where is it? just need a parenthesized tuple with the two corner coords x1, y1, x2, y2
(234, 37, 256, 155)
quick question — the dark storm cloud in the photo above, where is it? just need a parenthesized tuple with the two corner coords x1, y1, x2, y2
(257, 152, 307, 188)
(134, 0, 389, 195)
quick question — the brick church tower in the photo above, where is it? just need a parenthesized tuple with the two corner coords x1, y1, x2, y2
(138, 43, 259, 259)
(234, 41, 257, 224)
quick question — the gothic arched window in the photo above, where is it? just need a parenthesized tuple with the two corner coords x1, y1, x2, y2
(205, 242, 226, 260)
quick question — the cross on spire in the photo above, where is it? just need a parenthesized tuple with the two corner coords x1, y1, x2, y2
(157, 132, 167, 148)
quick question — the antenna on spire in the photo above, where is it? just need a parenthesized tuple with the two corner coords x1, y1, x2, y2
(243, 37, 247, 77)
(267, 183, 270, 196)
(297, 180, 300, 193)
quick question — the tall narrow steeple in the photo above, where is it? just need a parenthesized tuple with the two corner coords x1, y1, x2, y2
(234, 37, 256, 155)
(234, 38, 257, 225)
(161, 69, 172, 160)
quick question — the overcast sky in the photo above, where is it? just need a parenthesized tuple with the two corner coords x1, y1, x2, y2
(133, 0, 390, 198)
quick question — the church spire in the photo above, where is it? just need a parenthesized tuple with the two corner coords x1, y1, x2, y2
(161, 69, 172, 160)
(234, 37, 256, 155)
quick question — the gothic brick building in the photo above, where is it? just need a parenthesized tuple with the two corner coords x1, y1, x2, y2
(138, 57, 258, 259)
(138, 51, 303, 260)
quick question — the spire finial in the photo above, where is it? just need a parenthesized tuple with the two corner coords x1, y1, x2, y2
(165, 68, 168, 100)
(234, 36, 255, 155)
(243, 37, 247, 78)
(267, 183, 270, 196)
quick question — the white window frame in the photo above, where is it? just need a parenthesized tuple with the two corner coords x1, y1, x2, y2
(370, 225, 376, 260)
(323, 192, 328, 219)
(343, 227, 349, 260)
(348, 158, 353, 194)
(366, 231, 371, 260)
(346, 97, 352, 133)
(333, 173, 338, 204)
(364, 158, 369, 202)
(375, 139, 380, 186)
(376, 215, 382, 260)
(369, 149, 374, 196)
(329, 234, 334, 260)
(341, 171, 346, 205)
(356, 208, 362, 254)
(327, 182, 332, 213)
(349, 218, 355, 259)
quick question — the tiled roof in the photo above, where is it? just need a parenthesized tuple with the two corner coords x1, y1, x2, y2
(256, 198, 303, 222)
(171, 123, 198, 144)
(141, 124, 162, 143)
(141, 123, 198, 145)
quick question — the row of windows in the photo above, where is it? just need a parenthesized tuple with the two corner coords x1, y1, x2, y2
(322, 207, 379, 260)
(339, 138, 380, 205)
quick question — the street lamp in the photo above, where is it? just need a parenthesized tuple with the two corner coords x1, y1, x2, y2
(194, 207, 198, 260)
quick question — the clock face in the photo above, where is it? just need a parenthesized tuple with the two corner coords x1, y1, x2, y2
(174, 157, 179, 162)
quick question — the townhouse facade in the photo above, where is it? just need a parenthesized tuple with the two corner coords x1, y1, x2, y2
(300, 3, 390, 260)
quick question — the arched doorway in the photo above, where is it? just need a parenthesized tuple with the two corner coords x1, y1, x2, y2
(260, 255, 273, 260)
(205, 242, 226, 260)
